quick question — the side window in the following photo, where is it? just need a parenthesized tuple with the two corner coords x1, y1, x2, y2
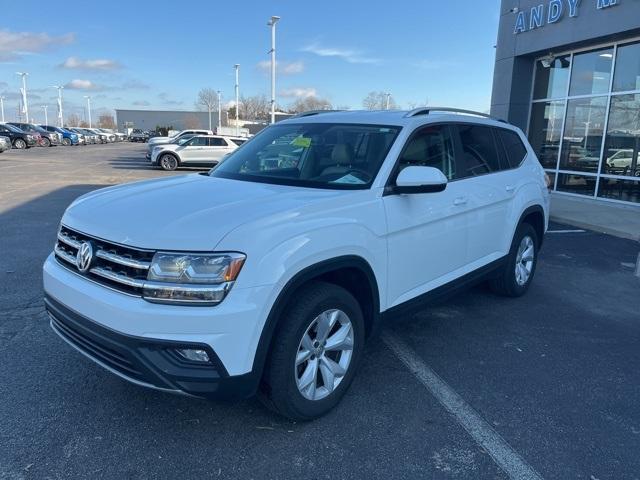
(497, 129, 528, 168)
(397, 125, 457, 180)
(209, 137, 228, 147)
(187, 137, 207, 147)
(457, 125, 501, 177)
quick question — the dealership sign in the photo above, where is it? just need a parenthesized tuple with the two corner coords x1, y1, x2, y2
(514, 0, 620, 34)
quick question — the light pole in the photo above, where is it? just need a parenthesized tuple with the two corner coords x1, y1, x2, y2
(234, 64, 240, 136)
(42, 105, 48, 125)
(268, 15, 280, 124)
(217, 90, 222, 130)
(84, 95, 92, 128)
(16, 72, 29, 122)
(385, 93, 391, 110)
(0, 96, 5, 123)
(51, 85, 64, 127)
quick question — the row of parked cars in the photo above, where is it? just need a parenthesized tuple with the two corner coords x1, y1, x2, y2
(0, 122, 128, 152)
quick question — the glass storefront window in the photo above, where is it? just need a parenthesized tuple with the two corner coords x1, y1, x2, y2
(569, 48, 613, 96)
(597, 177, 640, 203)
(528, 101, 565, 169)
(533, 55, 571, 100)
(613, 42, 640, 92)
(559, 97, 607, 173)
(556, 173, 597, 196)
(602, 94, 640, 178)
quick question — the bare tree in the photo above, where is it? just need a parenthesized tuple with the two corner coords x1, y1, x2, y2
(98, 114, 116, 129)
(362, 91, 397, 110)
(196, 88, 220, 129)
(288, 96, 333, 113)
(184, 114, 201, 129)
(66, 113, 81, 127)
(79, 120, 89, 128)
(239, 94, 270, 121)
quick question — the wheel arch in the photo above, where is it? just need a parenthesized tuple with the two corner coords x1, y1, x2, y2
(251, 255, 381, 385)
(516, 204, 546, 248)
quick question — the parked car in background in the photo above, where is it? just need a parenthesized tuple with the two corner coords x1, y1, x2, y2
(9, 122, 61, 147)
(0, 123, 38, 149)
(85, 128, 108, 143)
(129, 129, 149, 142)
(150, 135, 239, 170)
(146, 129, 213, 158)
(0, 135, 11, 153)
(114, 131, 127, 142)
(44, 108, 549, 420)
(68, 128, 92, 144)
(40, 125, 79, 146)
(95, 128, 117, 142)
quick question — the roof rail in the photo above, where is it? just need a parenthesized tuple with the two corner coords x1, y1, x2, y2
(404, 107, 506, 123)
(292, 110, 345, 118)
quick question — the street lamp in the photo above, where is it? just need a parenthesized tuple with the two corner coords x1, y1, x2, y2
(385, 93, 392, 110)
(267, 15, 280, 124)
(234, 64, 240, 136)
(16, 72, 29, 122)
(217, 90, 222, 130)
(84, 95, 92, 128)
(42, 105, 48, 125)
(0, 96, 5, 123)
(51, 85, 64, 127)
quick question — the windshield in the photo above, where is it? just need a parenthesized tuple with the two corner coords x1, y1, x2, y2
(176, 135, 196, 145)
(210, 123, 401, 189)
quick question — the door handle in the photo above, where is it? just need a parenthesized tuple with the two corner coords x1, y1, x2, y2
(453, 197, 468, 206)
(506, 185, 515, 193)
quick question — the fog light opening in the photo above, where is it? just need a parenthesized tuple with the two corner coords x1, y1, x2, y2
(176, 348, 210, 363)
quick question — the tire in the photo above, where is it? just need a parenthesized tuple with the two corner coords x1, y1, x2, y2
(62, 138, 71, 146)
(490, 223, 539, 297)
(159, 153, 179, 171)
(41, 137, 51, 148)
(13, 139, 26, 149)
(259, 281, 365, 421)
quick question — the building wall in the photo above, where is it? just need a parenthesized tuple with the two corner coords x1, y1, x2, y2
(115, 110, 220, 132)
(491, 0, 640, 130)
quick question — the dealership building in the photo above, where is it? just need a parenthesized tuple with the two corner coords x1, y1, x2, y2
(492, 0, 640, 205)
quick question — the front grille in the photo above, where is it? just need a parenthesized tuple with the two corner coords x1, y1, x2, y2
(50, 312, 144, 381)
(54, 225, 154, 295)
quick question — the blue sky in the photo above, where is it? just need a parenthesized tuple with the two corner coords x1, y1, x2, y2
(0, 0, 501, 123)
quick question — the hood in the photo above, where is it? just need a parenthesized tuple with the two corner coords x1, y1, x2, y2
(62, 174, 348, 251)
(148, 136, 173, 145)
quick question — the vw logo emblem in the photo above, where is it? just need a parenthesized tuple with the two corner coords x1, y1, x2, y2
(76, 241, 94, 273)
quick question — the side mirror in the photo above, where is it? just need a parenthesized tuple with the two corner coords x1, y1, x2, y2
(392, 166, 448, 194)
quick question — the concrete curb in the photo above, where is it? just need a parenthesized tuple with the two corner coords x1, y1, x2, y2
(550, 214, 640, 242)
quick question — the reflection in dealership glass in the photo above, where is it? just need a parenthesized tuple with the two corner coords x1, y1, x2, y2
(602, 94, 640, 178)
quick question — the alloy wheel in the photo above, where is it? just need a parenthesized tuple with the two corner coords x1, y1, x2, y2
(294, 309, 354, 401)
(160, 154, 177, 170)
(515, 235, 535, 286)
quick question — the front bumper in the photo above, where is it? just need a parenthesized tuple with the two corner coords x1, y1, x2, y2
(43, 253, 274, 398)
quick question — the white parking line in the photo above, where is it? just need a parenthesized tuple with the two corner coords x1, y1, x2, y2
(382, 331, 543, 480)
(547, 229, 586, 234)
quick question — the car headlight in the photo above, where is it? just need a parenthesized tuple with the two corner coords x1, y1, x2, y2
(143, 252, 246, 305)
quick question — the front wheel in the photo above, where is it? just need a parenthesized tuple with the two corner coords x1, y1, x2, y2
(159, 153, 178, 171)
(13, 139, 26, 149)
(259, 282, 365, 421)
(490, 223, 539, 297)
(62, 138, 71, 146)
(41, 137, 51, 147)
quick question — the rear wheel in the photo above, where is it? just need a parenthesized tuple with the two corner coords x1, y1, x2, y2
(490, 223, 538, 297)
(159, 153, 178, 171)
(13, 139, 26, 149)
(259, 282, 365, 421)
(41, 137, 51, 147)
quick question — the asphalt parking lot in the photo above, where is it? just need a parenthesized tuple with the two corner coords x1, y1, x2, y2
(1, 143, 639, 479)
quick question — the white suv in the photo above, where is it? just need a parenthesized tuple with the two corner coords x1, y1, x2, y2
(151, 135, 239, 170)
(43, 108, 549, 420)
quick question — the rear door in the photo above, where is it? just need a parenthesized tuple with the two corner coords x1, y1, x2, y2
(204, 137, 235, 164)
(453, 124, 515, 265)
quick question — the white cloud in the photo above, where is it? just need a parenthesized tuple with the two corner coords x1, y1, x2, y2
(132, 100, 150, 107)
(257, 60, 305, 75)
(64, 79, 99, 90)
(0, 30, 74, 61)
(301, 43, 380, 64)
(158, 92, 184, 106)
(280, 87, 317, 99)
(60, 56, 121, 70)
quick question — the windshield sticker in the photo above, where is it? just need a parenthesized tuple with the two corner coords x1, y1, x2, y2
(291, 136, 312, 148)
(332, 174, 366, 185)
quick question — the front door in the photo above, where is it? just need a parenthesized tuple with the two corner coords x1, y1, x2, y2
(179, 136, 208, 163)
(383, 124, 469, 309)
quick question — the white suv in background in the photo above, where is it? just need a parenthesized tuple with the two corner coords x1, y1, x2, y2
(151, 135, 240, 170)
(43, 108, 549, 420)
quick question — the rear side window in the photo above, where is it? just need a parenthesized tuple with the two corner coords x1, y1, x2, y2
(457, 125, 501, 177)
(209, 137, 228, 147)
(497, 129, 528, 168)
